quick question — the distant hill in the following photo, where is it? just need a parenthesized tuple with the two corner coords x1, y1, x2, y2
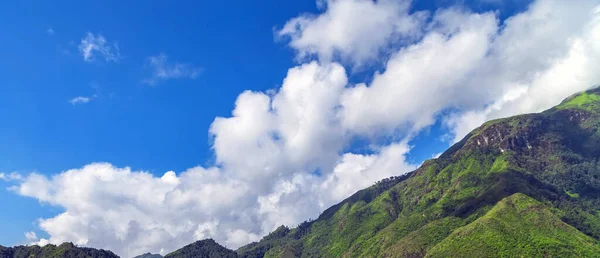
(0, 242, 118, 258)
(133, 253, 162, 258)
(163, 239, 237, 258)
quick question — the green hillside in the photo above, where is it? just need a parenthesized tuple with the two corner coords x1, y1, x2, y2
(427, 193, 600, 257)
(231, 87, 600, 258)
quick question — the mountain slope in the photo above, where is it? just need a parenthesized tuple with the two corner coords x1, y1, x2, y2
(0, 242, 119, 258)
(230, 87, 600, 257)
(427, 193, 600, 257)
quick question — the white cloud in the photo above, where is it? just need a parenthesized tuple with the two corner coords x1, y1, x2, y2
(0, 172, 23, 181)
(445, 0, 600, 141)
(320, 141, 415, 202)
(278, 0, 427, 65)
(341, 8, 498, 136)
(78, 32, 121, 62)
(143, 53, 202, 85)
(210, 62, 348, 184)
(69, 96, 91, 105)
(47, 28, 54, 36)
(10, 0, 600, 257)
(14, 142, 413, 257)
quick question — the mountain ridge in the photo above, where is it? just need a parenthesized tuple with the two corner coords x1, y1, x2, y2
(0, 242, 119, 258)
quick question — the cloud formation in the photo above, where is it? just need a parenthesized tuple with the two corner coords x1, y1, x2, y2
(10, 0, 600, 257)
(68, 96, 92, 105)
(143, 53, 202, 85)
(278, 0, 426, 65)
(78, 32, 121, 62)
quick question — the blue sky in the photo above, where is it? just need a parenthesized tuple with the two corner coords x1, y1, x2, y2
(1, 0, 598, 256)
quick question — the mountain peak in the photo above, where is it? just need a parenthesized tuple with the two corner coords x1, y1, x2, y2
(557, 86, 600, 112)
(133, 252, 163, 258)
(164, 239, 236, 258)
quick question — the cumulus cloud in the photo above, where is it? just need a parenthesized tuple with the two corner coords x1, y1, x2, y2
(210, 62, 348, 182)
(10, 0, 600, 257)
(341, 8, 498, 136)
(278, 0, 427, 65)
(143, 53, 202, 85)
(78, 32, 121, 62)
(320, 141, 415, 202)
(15, 147, 412, 257)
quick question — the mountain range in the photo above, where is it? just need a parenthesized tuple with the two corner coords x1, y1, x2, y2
(3, 88, 600, 257)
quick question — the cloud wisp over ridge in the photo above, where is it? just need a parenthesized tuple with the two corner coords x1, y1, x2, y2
(9, 0, 600, 257)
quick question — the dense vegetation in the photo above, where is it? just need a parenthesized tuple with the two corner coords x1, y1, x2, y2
(0, 242, 118, 258)
(427, 193, 599, 257)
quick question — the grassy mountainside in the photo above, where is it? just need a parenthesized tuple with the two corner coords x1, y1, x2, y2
(231, 87, 600, 257)
(0, 242, 119, 258)
(427, 193, 600, 257)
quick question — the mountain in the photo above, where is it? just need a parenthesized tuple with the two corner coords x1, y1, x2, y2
(0, 242, 119, 258)
(163, 239, 237, 258)
(227, 87, 600, 257)
(133, 253, 162, 258)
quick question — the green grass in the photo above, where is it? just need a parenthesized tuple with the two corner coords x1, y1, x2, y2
(426, 193, 600, 258)
(557, 91, 600, 112)
(490, 154, 509, 173)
